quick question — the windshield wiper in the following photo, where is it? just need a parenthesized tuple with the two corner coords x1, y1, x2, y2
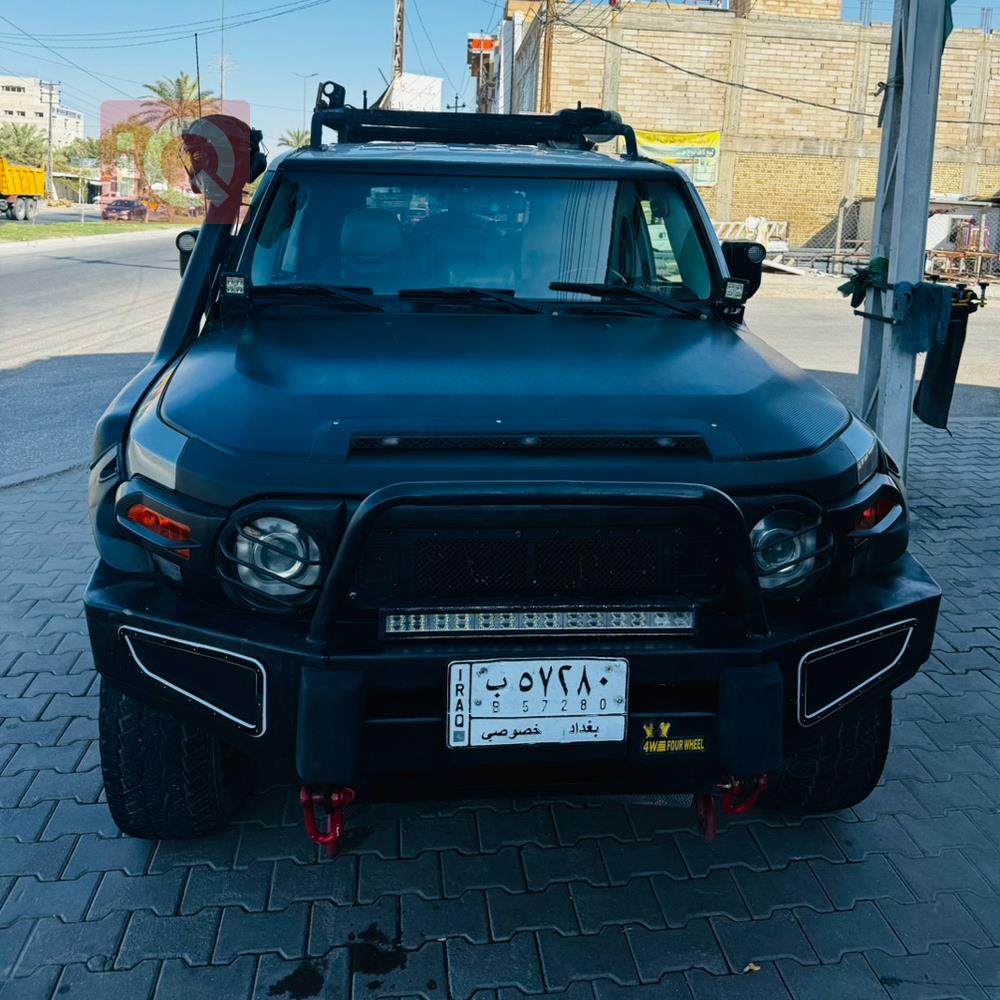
(254, 283, 383, 312)
(398, 287, 543, 314)
(549, 282, 706, 320)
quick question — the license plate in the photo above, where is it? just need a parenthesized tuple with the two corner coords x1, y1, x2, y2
(447, 658, 628, 748)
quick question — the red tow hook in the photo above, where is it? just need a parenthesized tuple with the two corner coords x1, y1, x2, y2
(721, 773, 768, 816)
(300, 785, 356, 856)
(693, 774, 769, 843)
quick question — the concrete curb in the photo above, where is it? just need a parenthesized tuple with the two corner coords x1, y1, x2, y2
(0, 227, 185, 256)
(0, 461, 87, 490)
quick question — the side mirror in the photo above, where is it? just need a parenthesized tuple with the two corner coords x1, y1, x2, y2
(721, 240, 766, 301)
(176, 228, 198, 277)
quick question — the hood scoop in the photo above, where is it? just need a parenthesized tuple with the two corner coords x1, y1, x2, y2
(350, 433, 708, 455)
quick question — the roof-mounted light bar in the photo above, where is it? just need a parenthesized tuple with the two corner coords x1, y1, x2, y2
(309, 80, 639, 157)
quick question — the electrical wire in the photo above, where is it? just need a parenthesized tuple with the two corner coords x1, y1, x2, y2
(1, 0, 335, 51)
(410, 0, 461, 94)
(407, 11, 429, 75)
(557, 14, 1000, 127)
(15, 0, 327, 41)
(0, 14, 133, 98)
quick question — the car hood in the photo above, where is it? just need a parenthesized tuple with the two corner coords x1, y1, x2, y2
(161, 309, 849, 466)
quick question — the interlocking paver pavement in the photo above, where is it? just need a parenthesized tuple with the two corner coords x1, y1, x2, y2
(2, 418, 1000, 998)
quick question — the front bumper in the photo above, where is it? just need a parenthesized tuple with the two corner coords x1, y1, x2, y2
(85, 552, 940, 798)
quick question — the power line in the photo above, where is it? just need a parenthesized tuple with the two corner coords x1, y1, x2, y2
(557, 15, 1000, 127)
(410, 0, 460, 93)
(16, 0, 323, 40)
(0, 14, 133, 98)
(0, 0, 334, 50)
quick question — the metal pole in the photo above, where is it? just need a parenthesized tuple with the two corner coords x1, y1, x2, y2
(194, 34, 203, 118)
(220, 0, 226, 102)
(393, 0, 406, 79)
(44, 81, 56, 201)
(857, 0, 948, 475)
(294, 72, 317, 132)
(541, 0, 556, 113)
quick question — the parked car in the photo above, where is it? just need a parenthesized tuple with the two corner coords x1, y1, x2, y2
(84, 91, 941, 851)
(102, 198, 148, 221)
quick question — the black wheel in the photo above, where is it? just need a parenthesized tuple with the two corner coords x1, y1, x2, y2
(24, 198, 37, 221)
(766, 696, 892, 813)
(12, 198, 26, 222)
(99, 678, 250, 839)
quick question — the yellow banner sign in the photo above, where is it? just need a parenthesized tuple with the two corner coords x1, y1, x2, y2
(633, 130, 721, 187)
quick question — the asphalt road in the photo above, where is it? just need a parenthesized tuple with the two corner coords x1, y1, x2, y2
(0, 232, 177, 485)
(0, 204, 103, 227)
(1, 234, 997, 487)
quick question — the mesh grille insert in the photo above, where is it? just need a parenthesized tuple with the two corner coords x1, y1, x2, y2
(355, 522, 725, 605)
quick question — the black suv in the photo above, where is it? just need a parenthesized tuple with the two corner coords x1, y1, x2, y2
(84, 92, 940, 848)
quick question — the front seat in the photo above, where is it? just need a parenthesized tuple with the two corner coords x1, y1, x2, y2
(340, 208, 405, 290)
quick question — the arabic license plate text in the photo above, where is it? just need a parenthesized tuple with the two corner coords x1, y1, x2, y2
(447, 658, 628, 748)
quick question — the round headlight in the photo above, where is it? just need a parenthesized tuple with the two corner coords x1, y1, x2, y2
(234, 516, 321, 602)
(750, 509, 819, 592)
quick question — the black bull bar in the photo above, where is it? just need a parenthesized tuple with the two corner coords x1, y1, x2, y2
(305, 480, 769, 645)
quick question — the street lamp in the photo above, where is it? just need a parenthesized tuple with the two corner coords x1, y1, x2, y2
(294, 72, 319, 132)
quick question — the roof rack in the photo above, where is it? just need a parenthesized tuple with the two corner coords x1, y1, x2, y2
(308, 80, 638, 158)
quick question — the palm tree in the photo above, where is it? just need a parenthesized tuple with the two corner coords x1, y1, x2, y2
(278, 128, 310, 149)
(139, 73, 217, 133)
(0, 123, 47, 168)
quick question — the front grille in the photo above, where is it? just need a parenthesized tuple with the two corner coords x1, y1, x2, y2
(353, 520, 727, 607)
(351, 433, 706, 454)
(413, 536, 658, 597)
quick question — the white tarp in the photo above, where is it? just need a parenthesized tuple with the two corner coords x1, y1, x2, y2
(383, 73, 443, 112)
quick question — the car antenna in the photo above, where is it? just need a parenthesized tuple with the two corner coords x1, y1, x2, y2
(363, 90, 368, 110)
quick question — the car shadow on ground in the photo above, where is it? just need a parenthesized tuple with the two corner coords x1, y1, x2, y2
(808, 368, 1000, 420)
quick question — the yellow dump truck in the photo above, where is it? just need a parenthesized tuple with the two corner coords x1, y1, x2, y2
(0, 158, 44, 221)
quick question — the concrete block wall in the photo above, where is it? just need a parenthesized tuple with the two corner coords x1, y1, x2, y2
(511, 2, 1000, 247)
(733, 0, 843, 19)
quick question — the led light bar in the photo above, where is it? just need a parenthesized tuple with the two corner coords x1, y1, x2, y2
(383, 608, 694, 638)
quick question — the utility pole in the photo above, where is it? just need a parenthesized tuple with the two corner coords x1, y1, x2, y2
(857, 0, 949, 475)
(393, 0, 406, 79)
(220, 0, 226, 101)
(43, 81, 56, 201)
(447, 94, 466, 113)
(540, 0, 556, 113)
(295, 72, 318, 131)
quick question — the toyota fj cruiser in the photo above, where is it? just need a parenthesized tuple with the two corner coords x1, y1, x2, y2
(85, 85, 941, 848)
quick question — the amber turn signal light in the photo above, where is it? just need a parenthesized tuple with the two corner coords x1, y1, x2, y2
(855, 494, 896, 532)
(127, 504, 192, 558)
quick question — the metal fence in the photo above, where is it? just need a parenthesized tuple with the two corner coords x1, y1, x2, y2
(714, 199, 1000, 281)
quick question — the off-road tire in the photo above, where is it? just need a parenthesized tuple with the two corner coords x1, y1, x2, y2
(99, 678, 248, 839)
(766, 696, 892, 813)
(12, 198, 26, 222)
(24, 198, 37, 221)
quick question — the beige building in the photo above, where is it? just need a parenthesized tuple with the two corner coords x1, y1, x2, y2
(0, 77, 85, 148)
(474, 0, 1000, 250)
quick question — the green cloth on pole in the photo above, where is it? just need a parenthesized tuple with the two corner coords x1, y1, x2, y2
(891, 280, 955, 354)
(838, 257, 890, 308)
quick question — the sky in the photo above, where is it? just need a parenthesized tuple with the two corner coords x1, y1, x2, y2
(0, 0, 996, 152)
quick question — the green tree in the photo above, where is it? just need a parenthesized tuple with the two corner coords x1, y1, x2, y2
(278, 128, 310, 149)
(53, 135, 100, 171)
(0, 123, 47, 168)
(139, 72, 217, 134)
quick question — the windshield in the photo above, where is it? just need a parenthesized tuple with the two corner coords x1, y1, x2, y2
(248, 172, 715, 302)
